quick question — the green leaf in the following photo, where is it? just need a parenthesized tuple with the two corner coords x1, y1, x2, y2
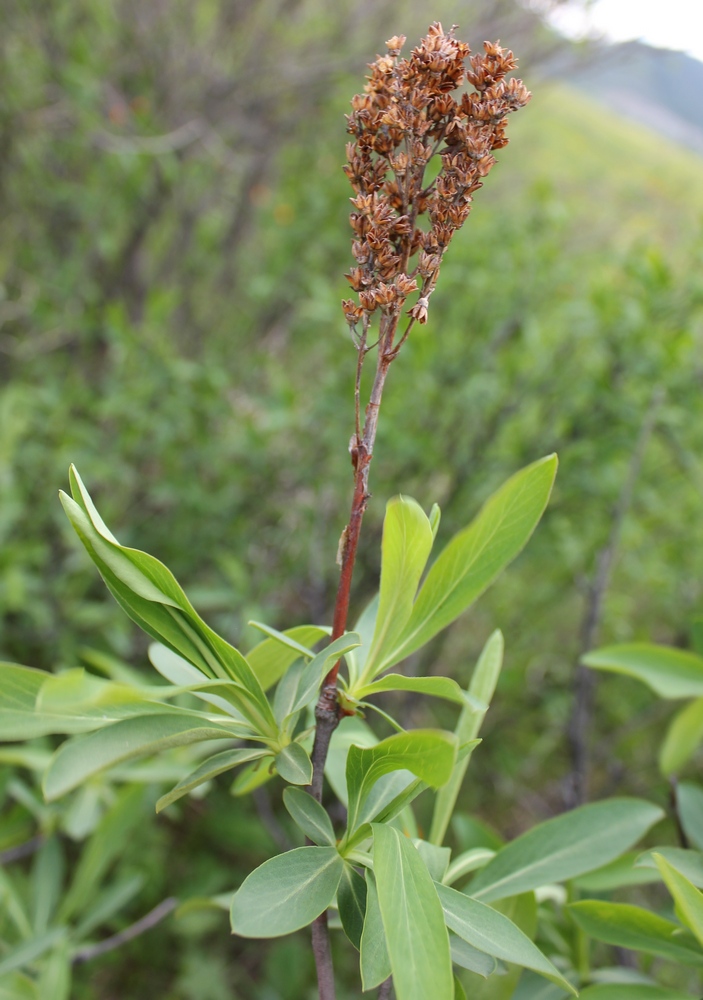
(31, 837, 64, 934)
(74, 875, 144, 938)
(453, 975, 467, 1000)
(678, 781, 703, 849)
(372, 823, 453, 1000)
(62, 468, 276, 736)
(363, 495, 434, 681)
(436, 884, 576, 994)
(469, 798, 664, 902)
(582, 642, 703, 698)
(0, 664, 53, 740)
(230, 846, 344, 937)
(58, 785, 145, 921)
(285, 633, 360, 719)
(352, 674, 468, 705)
(659, 697, 703, 775)
(156, 747, 271, 812)
(444, 848, 496, 886)
(325, 716, 377, 805)
(430, 630, 504, 845)
(276, 742, 313, 785)
(0, 929, 67, 978)
(337, 863, 366, 949)
(574, 852, 658, 891)
(0, 973, 38, 1000)
(36, 941, 71, 1000)
(578, 987, 692, 1000)
(43, 714, 240, 800)
(568, 900, 703, 966)
(653, 852, 703, 946)
(360, 871, 391, 990)
(384, 456, 557, 670)
(449, 934, 497, 978)
(246, 626, 330, 690)
(283, 787, 335, 846)
(414, 840, 451, 882)
(345, 730, 458, 835)
(635, 847, 703, 888)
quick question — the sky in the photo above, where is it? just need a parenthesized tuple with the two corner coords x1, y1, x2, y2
(549, 0, 703, 62)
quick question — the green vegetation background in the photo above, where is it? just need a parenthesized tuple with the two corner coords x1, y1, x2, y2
(2, 1, 703, 996)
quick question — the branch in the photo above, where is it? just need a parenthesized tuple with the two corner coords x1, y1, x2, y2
(72, 897, 178, 964)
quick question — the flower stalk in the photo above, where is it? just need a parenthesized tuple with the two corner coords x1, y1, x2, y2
(307, 23, 531, 999)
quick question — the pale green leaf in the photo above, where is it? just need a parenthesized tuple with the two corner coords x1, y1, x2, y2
(58, 785, 145, 921)
(43, 714, 240, 800)
(414, 840, 451, 882)
(337, 863, 366, 949)
(449, 934, 497, 978)
(444, 848, 497, 886)
(578, 987, 692, 999)
(246, 626, 330, 690)
(373, 824, 453, 1000)
(276, 742, 312, 785)
(353, 674, 468, 705)
(363, 495, 434, 681)
(582, 643, 703, 698)
(37, 941, 71, 1000)
(678, 781, 703, 850)
(436, 883, 576, 994)
(574, 852, 658, 891)
(283, 787, 335, 846)
(653, 852, 703, 946)
(156, 747, 270, 812)
(635, 847, 703, 888)
(230, 846, 344, 937)
(285, 634, 360, 718)
(430, 630, 504, 845)
(325, 716, 377, 805)
(345, 730, 457, 835)
(469, 798, 664, 902)
(360, 871, 391, 990)
(385, 456, 557, 670)
(659, 698, 703, 775)
(63, 468, 276, 735)
(568, 900, 703, 966)
(0, 929, 66, 978)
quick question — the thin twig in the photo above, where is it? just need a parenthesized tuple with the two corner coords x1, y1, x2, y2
(72, 897, 178, 964)
(565, 386, 664, 807)
(0, 836, 45, 866)
(378, 976, 393, 999)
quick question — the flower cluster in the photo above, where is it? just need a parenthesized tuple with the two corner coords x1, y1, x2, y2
(342, 23, 530, 335)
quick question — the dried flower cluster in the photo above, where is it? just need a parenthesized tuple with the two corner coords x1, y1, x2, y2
(342, 22, 530, 341)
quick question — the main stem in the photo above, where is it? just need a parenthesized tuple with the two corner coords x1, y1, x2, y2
(308, 318, 397, 1000)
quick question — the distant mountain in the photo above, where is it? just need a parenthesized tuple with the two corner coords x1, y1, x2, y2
(565, 41, 703, 156)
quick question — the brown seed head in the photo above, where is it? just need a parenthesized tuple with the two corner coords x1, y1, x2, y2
(341, 23, 531, 332)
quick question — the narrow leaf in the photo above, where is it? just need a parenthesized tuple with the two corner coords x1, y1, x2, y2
(276, 742, 313, 785)
(430, 630, 504, 845)
(582, 643, 703, 699)
(578, 987, 692, 1000)
(43, 714, 240, 800)
(678, 782, 703, 850)
(360, 871, 391, 990)
(156, 748, 270, 812)
(653, 852, 703, 946)
(659, 698, 703, 775)
(635, 847, 703, 888)
(246, 625, 329, 690)
(436, 883, 576, 994)
(353, 674, 468, 705)
(373, 824, 453, 1000)
(386, 456, 557, 669)
(337, 863, 367, 949)
(230, 846, 344, 937)
(345, 730, 457, 834)
(283, 787, 335, 846)
(364, 495, 434, 680)
(569, 900, 703, 966)
(469, 798, 664, 902)
(449, 934, 497, 978)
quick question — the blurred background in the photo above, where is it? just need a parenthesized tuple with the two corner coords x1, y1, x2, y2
(2, 0, 703, 996)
